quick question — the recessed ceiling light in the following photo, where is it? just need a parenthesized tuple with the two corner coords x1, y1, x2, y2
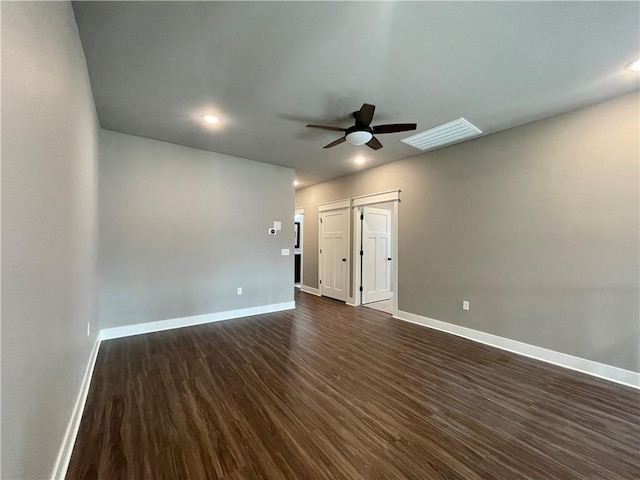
(628, 59, 640, 72)
(354, 156, 365, 165)
(202, 114, 220, 124)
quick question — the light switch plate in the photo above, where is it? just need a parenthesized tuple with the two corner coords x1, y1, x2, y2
(273, 221, 282, 231)
(462, 300, 470, 311)
(281, 248, 290, 256)
(237, 287, 242, 295)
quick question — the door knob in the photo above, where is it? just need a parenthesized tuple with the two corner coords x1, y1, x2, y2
(342, 258, 347, 262)
(388, 258, 392, 261)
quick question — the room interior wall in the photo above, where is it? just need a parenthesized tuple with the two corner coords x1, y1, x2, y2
(1, 2, 99, 478)
(98, 130, 295, 329)
(295, 92, 640, 373)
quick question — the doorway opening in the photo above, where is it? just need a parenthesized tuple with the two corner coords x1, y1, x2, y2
(294, 208, 304, 288)
(360, 203, 394, 314)
(351, 190, 400, 316)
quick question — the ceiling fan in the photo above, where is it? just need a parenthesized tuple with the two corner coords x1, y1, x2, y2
(306, 103, 417, 150)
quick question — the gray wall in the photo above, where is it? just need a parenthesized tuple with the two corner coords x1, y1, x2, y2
(99, 130, 294, 329)
(1, 2, 99, 478)
(296, 92, 639, 372)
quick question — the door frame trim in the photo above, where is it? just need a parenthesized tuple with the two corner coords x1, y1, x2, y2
(353, 189, 400, 206)
(352, 191, 400, 316)
(318, 198, 351, 212)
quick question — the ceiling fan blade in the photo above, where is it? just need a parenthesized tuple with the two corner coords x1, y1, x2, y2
(355, 103, 376, 127)
(323, 137, 347, 149)
(372, 123, 417, 134)
(306, 124, 346, 132)
(366, 136, 383, 150)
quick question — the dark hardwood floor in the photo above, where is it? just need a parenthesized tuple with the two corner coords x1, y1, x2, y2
(67, 290, 640, 479)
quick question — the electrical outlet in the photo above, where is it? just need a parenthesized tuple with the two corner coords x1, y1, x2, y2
(281, 248, 290, 256)
(237, 287, 242, 295)
(462, 300, 470, 311)
(87, 322, 91, 337)
(268, 228, 276, 235)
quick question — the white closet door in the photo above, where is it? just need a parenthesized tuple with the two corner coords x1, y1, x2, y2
(362, 206, 391, 304)
(320, 208, 348, 301)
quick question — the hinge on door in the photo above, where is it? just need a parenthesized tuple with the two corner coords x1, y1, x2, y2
(319, 217, 323, 223)
(360, 214, 364, 220)
(359, 286, 363, 292)
(359, 250, 363, 256)
(320, 248, 322, 254)
(320, 280, 322, 284)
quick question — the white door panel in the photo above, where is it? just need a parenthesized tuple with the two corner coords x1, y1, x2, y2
(362, 206, 392, 304)
(323, 237, 335, 289)
(320, 209, 348, 301)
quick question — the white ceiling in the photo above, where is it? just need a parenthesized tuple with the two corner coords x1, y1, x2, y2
(72, 1, 639, 188)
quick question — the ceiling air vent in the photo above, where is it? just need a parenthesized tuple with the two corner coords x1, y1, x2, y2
(401, 118, 482, 151)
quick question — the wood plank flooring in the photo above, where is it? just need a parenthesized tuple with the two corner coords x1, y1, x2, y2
(67, 290, 640, 479)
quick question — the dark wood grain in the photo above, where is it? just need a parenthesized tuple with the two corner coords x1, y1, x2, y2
(67, 290, 640, 479)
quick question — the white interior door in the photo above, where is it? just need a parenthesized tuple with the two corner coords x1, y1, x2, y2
(320, 209, 348, 301)
(362, 206, 392, 304)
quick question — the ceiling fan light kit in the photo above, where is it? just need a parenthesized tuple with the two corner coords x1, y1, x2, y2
(306, 103, 417, 151)
(346, 130, 373, 145)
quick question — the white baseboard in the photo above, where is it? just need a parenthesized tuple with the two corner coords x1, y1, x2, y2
(50, 338, 101, 480)
(394, 310, 640, 390)
(300, 285, 320, 296)
(100, 301, 296, 341)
